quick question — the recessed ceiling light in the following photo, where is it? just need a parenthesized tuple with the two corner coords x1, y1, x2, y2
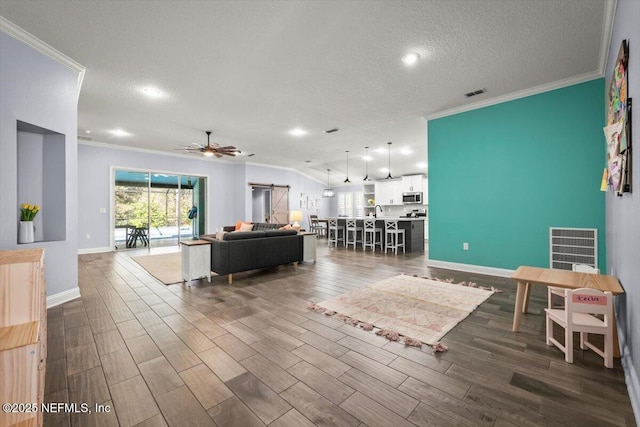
(109, 129, 131, 137)
(379, 167, 389, 173)
(416, 162, 427, 168)
(288, 128, 307, 137)
(140, 86, 163, 98)
(402, 52, 420, 66)
(400, 148, 413, 155)
(84, 130, 91, 134)
(304, 160, 311, 163)
(363, 155, 373, 162)
(324, 128, 340, 134)
(374, 147, 386, 154)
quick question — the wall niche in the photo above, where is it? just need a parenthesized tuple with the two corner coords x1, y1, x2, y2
(17, 120, 66, 243)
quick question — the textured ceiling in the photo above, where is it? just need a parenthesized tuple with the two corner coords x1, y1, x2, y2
(0, 0, 612, 184)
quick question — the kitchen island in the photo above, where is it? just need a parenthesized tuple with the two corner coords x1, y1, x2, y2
(332, 217, 424, 253)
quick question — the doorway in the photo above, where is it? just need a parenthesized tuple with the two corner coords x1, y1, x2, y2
(113, 169, 206, 249)
(249, 184, 289, 225)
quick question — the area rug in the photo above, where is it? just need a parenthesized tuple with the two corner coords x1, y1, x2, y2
(309, 274, 494, 350)
(132, 252, 182, 285)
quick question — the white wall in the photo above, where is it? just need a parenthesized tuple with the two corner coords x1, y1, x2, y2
(0, 31, 81, 298)
(77, 144, 244, 250)
(77, 145, 328, 249)
(243, 164, 329, 230)
(605, 0, 640, 419)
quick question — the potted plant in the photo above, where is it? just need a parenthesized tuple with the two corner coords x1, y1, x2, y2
(19, 203, 40, 244)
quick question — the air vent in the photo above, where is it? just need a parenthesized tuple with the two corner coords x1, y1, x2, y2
(549, 227, 597, 270)
(324, 128, 340, 134)
(78, 135, 93, 141)
(464, 88, 486, 98)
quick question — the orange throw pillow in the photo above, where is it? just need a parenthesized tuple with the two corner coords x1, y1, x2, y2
(235, 221, 252, 231)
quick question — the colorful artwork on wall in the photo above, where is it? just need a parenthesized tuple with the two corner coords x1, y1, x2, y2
(604, 39, 632, 195)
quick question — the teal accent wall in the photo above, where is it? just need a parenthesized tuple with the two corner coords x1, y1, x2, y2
(428, 79, 605, 271)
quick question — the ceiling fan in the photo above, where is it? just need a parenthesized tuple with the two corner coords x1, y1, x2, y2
(176, 131, 241, 158)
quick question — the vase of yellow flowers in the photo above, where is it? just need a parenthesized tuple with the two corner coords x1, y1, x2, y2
(19, 203, 40, 244)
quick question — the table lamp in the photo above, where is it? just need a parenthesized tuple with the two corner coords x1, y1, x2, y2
(290, 210, 303, 232)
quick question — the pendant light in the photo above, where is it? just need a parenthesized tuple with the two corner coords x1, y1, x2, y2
(386, 142, 393, 179)
(363, 146, 370, 181)
(322, 169, 335, 198)
(344, 151, 351, 183)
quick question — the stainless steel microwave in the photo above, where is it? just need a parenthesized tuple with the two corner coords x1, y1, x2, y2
(402, 192, 423, 204)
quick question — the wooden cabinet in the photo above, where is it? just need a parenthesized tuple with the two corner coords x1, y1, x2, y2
(0, 249, 46, 427)
(401, 174, 425, 193)
(375, 180, 402, 205)
(180, 240, 211, 282)
(300, 232, 317, 263)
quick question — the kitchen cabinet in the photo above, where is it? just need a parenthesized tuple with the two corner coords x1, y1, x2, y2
(375, 180, 402, 205)
(423, 177, 428, 204)
(364, 183, 376, 213)
(424, 219, 429, 240)
(401, 174, 425, 193)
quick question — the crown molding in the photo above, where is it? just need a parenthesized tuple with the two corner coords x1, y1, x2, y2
(245, 161, 325, 185)
(78, 139, 236, 163)
(427, 72, 603, 121)
(78, 140, 325, 184)
(0, 16, 85, 95)
(599, 0, 618, 75)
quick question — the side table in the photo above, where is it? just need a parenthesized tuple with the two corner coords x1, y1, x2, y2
(299, 232, 317, 263)
(180, 240, 211, 282)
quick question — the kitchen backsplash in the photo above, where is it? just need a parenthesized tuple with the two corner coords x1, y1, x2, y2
(378, 204, 428, 218)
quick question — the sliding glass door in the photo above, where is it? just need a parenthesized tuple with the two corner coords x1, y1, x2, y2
(114, 169, 206, 249)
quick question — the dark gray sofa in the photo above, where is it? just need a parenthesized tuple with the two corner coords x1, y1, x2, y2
(201, 229, 302, 284)
(222, 222, 286, 232)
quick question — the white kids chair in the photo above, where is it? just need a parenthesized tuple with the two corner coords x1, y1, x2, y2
(545, 287, 614, 368)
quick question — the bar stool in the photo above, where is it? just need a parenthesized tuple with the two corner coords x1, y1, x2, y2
(363, 219, 383, 252)
(345, 219, 363, 250)
(384, 220, 405, 254)
(327, 218, 344, 247)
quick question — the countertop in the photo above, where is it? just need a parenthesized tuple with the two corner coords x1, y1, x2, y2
(334, 217, 426, 221)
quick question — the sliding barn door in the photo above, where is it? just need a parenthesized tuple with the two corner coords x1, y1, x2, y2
(271, 186, 289, 225)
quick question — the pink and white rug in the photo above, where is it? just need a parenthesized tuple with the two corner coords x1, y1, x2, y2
(310, 275, 494, 350)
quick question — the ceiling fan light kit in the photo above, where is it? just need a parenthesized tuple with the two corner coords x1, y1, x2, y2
(176, 130, 240, 158)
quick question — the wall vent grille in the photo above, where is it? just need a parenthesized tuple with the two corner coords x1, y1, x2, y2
(549, 227, 597, 270)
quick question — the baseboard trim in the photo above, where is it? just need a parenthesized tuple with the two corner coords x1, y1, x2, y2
(47, 287, 81, 308)
(78, 246, 113, 255)
(619, 331, 640, 423)
(427, 260, 515, 278)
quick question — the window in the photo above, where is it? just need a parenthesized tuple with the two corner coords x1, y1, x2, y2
(337, 191, 364, 217)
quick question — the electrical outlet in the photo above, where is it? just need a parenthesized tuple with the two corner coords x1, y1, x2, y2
(85, 234, 91, 239)
(463, 242, 469, 250)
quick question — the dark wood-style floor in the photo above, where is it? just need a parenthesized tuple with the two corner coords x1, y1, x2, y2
(44, 242, 636, 426)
